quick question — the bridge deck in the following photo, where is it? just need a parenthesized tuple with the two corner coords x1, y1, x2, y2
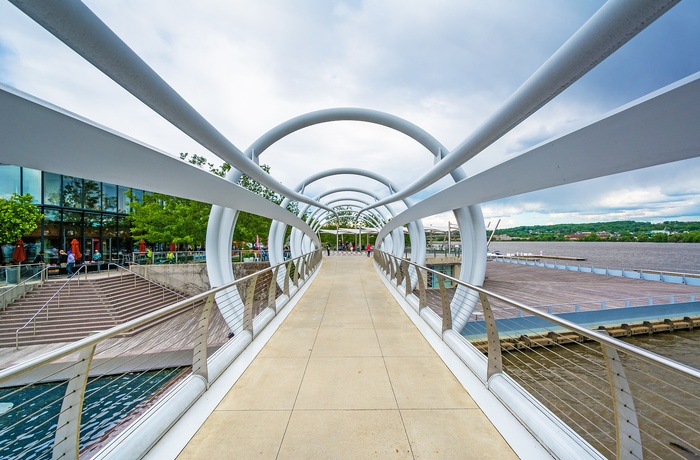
(175, 255, 516, 459)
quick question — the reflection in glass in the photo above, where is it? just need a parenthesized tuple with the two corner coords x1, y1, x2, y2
(118, 186, 131, 213)
(22, 168, 42, 203)
(131, 189, 143, 204)
(103, 183, 117, 212)
(0, 165, 20, 199)
(62, 176, 83, 208)
(43, 209, 61, 264)
(84, 212, 101, 232)
(84, 180, 101, 210)
(102, 215, 117, 237)
(62, 211, 82, 250)
(44, 172, 61, 205)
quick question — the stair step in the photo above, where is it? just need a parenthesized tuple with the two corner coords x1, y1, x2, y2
(0, 273, 200, 348)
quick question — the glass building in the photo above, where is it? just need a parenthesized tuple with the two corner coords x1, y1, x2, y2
(0, 164, 146, 265)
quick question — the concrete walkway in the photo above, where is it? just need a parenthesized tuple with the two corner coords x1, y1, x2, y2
(178, 255, 517, 459)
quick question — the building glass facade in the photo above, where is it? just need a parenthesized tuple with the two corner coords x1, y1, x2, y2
(0, 164, 144, 265)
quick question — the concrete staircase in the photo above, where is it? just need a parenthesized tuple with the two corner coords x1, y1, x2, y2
(0, 274, 190, 348)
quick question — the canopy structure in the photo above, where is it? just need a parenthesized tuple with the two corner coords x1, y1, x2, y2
(2, 0, 698, 333)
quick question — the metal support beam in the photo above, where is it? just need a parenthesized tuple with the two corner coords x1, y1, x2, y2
(52, 344, 96, 460)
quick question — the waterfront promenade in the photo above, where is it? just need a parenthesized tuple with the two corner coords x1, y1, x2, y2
(163, 255, 518, 459)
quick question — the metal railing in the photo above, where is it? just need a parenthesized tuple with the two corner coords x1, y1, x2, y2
(374, 250, 700, 460)
(492, 255, 700, 286)
(0, 249, 322, 459)
(102, 263, 189, 301)
(128, 249, 274, 266)
(13, 264, 89, 349)
(130, 264, 210, 297)
(130, 250, 206, 265)
(11, 263, 194, 350)
(1, 265, 49, 311)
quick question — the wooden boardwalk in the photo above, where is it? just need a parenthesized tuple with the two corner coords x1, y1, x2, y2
(482, 261, 699, 308)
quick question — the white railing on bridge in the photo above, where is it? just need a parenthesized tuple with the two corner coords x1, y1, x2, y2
(492, 255, 700, 286)
(374, 250, 700, 460)
(0, 249, 322, 459)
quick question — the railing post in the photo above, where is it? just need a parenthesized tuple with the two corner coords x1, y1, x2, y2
(402, 260, 411, 297)
(268, 266, 279, 312)
(599, 331, 642, 459)
(478, 293, 503, 380)
(395, 258, 404, 287)
(243, 274, 258, 336)
(292, 259, 300, 288)
(437, 274, 452, 333)
(416, 266, 427, 310)
(52, 344, 96, 460)
(284, 261, 291, 297)
(192, 295, 215, 383)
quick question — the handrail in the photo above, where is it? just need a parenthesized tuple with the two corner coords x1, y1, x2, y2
(379, 250, 700, 381)
(0, 248, 323, 460)
(1, 249, 320, 384)
(1, 264, 49, 310)
(14, 264, 90, 349)
(375, 249, 700, 459)
(104, 262, 189, 300)
(493, 254, 700, 281)
(128, 263, 209, 296)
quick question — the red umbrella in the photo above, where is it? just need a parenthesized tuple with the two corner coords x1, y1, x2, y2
(139, 240, 146, 253)
(70, 239, 82, 261)
(12, 240, 27, 263)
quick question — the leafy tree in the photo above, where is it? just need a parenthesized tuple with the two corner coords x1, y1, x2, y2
(129, 154, 293, 248)
(180, 153, 231, 177)
(0, 193, 43, 261)
(127, 192, 210, 246)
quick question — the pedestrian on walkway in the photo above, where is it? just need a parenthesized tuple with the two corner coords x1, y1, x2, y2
(326, 243, 330, 256)
(66, 250, 75, 277)
(93, 250, 102, 272)
(366, 243, 372, 257)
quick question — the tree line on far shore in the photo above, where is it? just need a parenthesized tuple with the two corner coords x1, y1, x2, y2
(492, 221, 700, 243)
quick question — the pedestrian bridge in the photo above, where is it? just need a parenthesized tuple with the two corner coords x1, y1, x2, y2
(2, 251, 698, 459)
(1, 1, 700, 458)
(159, 255, 521, 459)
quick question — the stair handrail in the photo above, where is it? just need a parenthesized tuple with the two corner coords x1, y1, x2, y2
(122, 263, 208, 296)
(14, 264, 90, 349)
(104, 263, 189, 300)
(1, 264, 50, 311)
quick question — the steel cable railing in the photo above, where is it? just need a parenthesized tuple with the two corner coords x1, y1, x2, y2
(0, 249, 322, 459)
(374, 249, 700, 460)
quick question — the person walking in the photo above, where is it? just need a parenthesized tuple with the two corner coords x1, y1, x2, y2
(326, 243, 331, 256)
(366, 243, 372, 257)
(66, 250, 75, 277)
(93, 249, 102, 272)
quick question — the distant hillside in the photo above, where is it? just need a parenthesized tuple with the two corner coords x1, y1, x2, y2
(492, 220, 700, 242)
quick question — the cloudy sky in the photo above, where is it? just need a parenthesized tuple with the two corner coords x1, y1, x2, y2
(1, 0, 699, 230)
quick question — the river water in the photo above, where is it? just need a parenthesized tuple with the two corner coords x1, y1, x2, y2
(489, 241, 700, 274)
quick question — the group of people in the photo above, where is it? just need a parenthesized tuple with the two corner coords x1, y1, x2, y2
(49, 248, 102, 277)
(325, 243, 372, 256)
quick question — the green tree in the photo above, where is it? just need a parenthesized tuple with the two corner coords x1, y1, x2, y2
(129, 155, 291, 247)
(0, 193, 43, 260)
(127, 192, 210, 246)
